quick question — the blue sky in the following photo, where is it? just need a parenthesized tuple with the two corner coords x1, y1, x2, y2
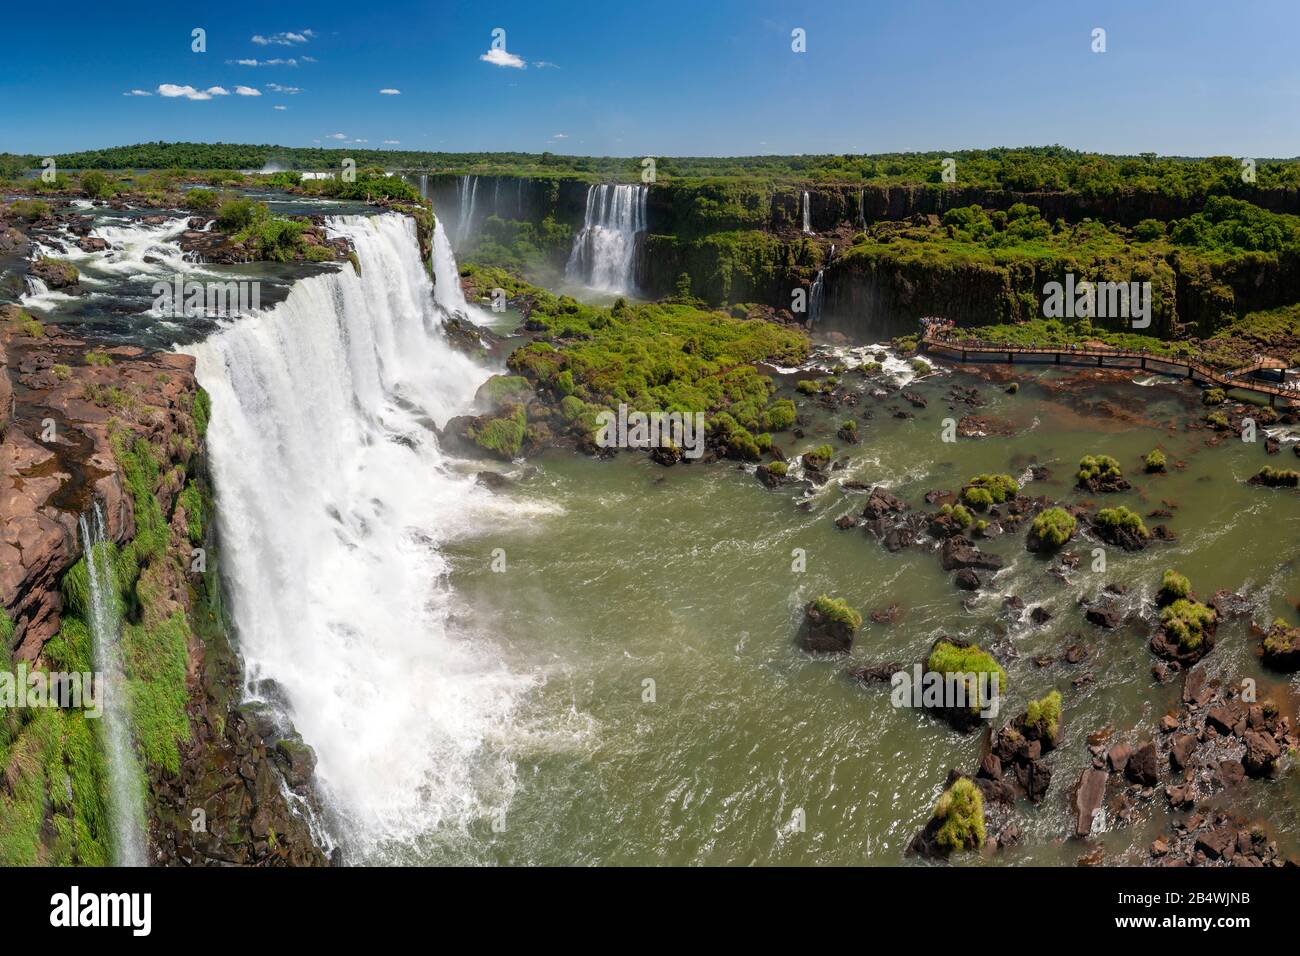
(4, 0, 1299, 157)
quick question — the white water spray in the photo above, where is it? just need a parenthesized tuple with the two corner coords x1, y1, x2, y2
(802, 190, 812, 234)
(79, 503, 146, 867)
(185, 214, 531, 860)
(565, 184, 647, 294)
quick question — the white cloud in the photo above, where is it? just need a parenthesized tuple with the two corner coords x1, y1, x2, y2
(235, 86, 261, 96)
(157, 84, 229, 100)
(231, 57, 299, 67)
(265, 83, 302, 94)
(533, 60, 560, 69)
(274, 105, 288, 111)
(326, 132, 347, 140)
(550, 132, 568, 139)
(383, 139, 400, 145)
(122, 89, 152, 97)
(379, 88, 401, 95)
(252, 31, 311, 46)
(480, 48, 526, 69)
(352, 138, 368, 143)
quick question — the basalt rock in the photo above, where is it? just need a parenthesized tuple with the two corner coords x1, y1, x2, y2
(940, 536, 1003, 573)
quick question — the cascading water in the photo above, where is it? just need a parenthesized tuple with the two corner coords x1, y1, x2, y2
(564, 184, 648, 294)
(79, 502, 146, 867)
(455, 174, 479, 246)
(809, 269, 825, 325)
(431, 218, 492, 325)
(185, 213, 533, 860)
(858, 187, 866, 227)
(802, 190, 812, 234)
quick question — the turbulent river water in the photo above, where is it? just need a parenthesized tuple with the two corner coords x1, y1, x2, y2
(27, 199, 1300, 865)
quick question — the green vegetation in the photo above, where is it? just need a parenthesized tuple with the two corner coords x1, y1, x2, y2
(469, 404, 527, 459)
(961, 474, 1018, 509)
(191, 388, 211, 438)
(7, 199, 51, 221)
(85, 350, 113, 367)
(1144, 449, 1167, 472)
(1095, 505, 1149, 538)
(1202, 387, 1226, 406)
(483, 265, 807, 452)
(1025, 690, 1063, 743)
(811, 594, 862, 632)
(78, 170, 114, 200)
(1160, 598, 1216, 651)
(1028, 507, 1076, 549)
(178, 481, 204, 544)
(932, 778, 986, 852)
(927, 640, 1006, 711)
(1158, 570, 1192, 605)
(939, 502, 974, 529)
(766, 460, 788, 477)
(1077, 454, 1122, 484)
(803, 444, 834, 470)
(182, 188, 218, 212)
(1252, 466, 1300, 487)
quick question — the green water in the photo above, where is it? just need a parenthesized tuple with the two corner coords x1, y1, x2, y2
(441, 355, 1300, 865)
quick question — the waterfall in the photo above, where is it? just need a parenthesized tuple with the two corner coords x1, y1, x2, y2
(431, 217, 492, 324)
(184, 213, 531, 860)
(809, 269, 825, 325)
(802, 191, 812, 234)
(564, 184, 648, 294)
(858, 187, 866, 228)
(79, 502, 146, 867)
(455, 174, 479, 246)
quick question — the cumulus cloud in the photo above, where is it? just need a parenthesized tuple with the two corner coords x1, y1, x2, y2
(157, 84, 229, 100)
(235, 86, 261, 96)
(273, 105, 288, 111)
(383, 139, 400, 144)
(379, 88, 401, 95)
(252, 31, 311, 46)
(122, 89, 152, 96)
(265, 83, 302, 94)
(480, 48, 526, 69)
(326, 132, 347, 140)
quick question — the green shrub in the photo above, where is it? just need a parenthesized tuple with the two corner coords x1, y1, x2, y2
(803, 444, 834, 469)
(183, 188, 218, 212)
(1144, 449, 1167, 472)
(8, 199, 51, 222)
(1202, 387, 1226, 406)
(469, 405, 527, 459)
(1205, 410, 1230, 430)
(932, 778, 986, 852)
(1159, 569, 1191, 604)
(85, 350, 113, 367)
(1077, 454, 1122, 483)
(1160, 598, 1216, 650)
(811, 594, 862, 631)
(927, 640, 1006, 710)
(1029, 507, 1076, 549)
(767, 460, 788, 477)
(911, 358, 931, 376)
(764, 398, 796, 431)
(1025, 689, 1062, 743)
(79, 170, 113, 200)
(1252, 466, 1300, 487)
(1095, 505, 1149, 538)
(215, 196, 266, 232)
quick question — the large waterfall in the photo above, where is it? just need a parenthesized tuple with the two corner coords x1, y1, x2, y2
(79, 503, 146, 867)
(801, 190, 812, 234)
(565, 184, 647, 294)
(185, 213, 531, 860)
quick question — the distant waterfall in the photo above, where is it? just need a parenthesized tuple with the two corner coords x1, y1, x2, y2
(455, 174, 479, 246)
(802, 191, 812, 234)
(79, 503, 146, 867)
(565, 184, 648, 294)
(185, 214, 529, 860)
(858, 188, 866, 228)
(809, 269, 825, 325)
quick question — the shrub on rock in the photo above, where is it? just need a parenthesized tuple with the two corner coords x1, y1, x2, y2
(932, 778, 986, 852)
(1144, 449, 1167, 473)
(799, 595, 861, 654)
(1026, 506, 1075, 551)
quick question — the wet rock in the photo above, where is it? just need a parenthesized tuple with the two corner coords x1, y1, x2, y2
(1125, 741, 1159, 787)
(1073, 768, 1108, 837)
(954, 569, 981, 591)
(1169, 733, 1198, 771)
(798, 599, 858, 654)
(1107, 742, 1132, 773)
(940, 536, 1003, 572)
(1242, 730, 1280, 777)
